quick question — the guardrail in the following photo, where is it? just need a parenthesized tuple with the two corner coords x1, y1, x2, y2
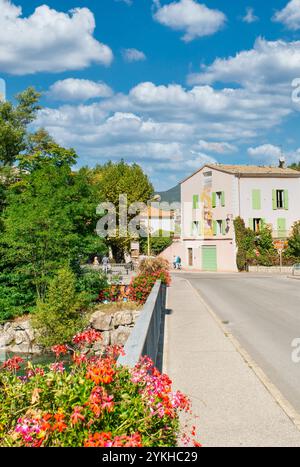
(117, 280, 166, 368)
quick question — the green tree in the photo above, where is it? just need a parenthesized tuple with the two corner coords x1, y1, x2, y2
(286, 221, 300, 257)
(0, 163, 107, 319)
(32, 268, 88, 347)
(0, 87, 41, 166)
(140, 230, 174, 255)
(234, 217, 256, 271)
(93, 160, 154, 261)
(289, 162, 300, 172)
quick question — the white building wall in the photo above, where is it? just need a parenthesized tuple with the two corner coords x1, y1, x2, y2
(239, 177, 300, 233)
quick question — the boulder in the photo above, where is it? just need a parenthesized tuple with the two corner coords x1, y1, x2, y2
(90, 311, 113, 331)
(15, 331, 29, 345)
(110, 326, 131, 346)
(112, 311, 133, 327)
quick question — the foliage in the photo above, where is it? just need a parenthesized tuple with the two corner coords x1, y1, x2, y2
(138, 257, 170, 275)
(98, 285, 131, 303)
(140, 230, 174, 255)
(31, 268, 88, 348)
(93, 160, 154, 262)
(234, 217, 256, 271)
(0, 87, 41, 166)
(76, 270, 109, 303)
(129, 270, 171, 305)
(286, 221, 300, 258)
(0, 164, 107, 320)
(0, 334, 198, 447)
(289, 162, 300, 172)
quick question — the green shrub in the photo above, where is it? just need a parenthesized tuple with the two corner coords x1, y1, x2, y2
(76, 269, 108, 302)
(31, 268, 88, 348)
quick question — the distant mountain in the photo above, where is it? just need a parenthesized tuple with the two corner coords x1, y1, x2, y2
(156, 184, 181, 204)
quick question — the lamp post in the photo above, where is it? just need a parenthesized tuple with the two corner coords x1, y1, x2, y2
(147, 195, 161, 257)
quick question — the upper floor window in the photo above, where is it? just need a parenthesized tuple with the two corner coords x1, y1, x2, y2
(273, 189, 289, 210)
(276, 190, 284, 209)
(212, 191, 225, 208)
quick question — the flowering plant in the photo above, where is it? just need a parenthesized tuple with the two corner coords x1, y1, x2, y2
(128, 270, 171, 305)
(0, 330, 199, 447)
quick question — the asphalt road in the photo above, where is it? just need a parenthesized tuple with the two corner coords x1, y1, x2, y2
(182, 273, 300, 414)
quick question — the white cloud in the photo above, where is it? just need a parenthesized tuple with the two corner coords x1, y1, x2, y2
(248, 144, 300, 165)
(242, 7, 258, 23)
(115, 0, 132, 5)
(48, 79, 113, 102)
(0, 0, 113, 74)
(273, 0, 300, 30)
(153, 0, 226, 42)
(188, 38, 300, 88)
(198, 140, 237, 154)
(122, 48, 146, 62)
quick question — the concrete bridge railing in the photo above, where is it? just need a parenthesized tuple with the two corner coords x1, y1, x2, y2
(117, 280, 166, 368)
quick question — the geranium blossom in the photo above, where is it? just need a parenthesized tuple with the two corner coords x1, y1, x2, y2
(2, 356, 24, 371)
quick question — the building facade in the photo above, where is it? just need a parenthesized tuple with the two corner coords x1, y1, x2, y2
(161, 164, 300, 271)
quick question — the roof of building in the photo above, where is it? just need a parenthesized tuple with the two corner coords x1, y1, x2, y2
(181, 163, 300, 184)
(139, 206, 174, 219)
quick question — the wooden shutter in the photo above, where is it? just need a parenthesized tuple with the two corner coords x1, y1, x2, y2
(252, 189, 261, 210)
(222, 220, 226, 235)
(221, 191, 225, 207)
(272, 190, 277, 210)
(212, 192, 216, 208)
(193, 195, 199, 209)
(284, 190, 289, 210)
(213, 220, 217, 236)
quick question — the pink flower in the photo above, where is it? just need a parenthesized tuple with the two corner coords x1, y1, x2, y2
(50, 362, 65, 373)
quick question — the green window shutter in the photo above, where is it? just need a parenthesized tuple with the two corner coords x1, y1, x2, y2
(277, 218, 286, 236)
(222, 220, 226, 235)
(221, 191, 225, 207)
(252, 189, 261, 210)
(249, 218, 253, 230)
(284, 190, 289, 210)
(212, 192, 216, 208)
(193, 195, 199, 209)
(272, 190, 277, 210)
(261, 218, 266, 229)
(213, 220, 217, 236)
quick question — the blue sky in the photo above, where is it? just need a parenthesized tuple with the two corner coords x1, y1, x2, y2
(1, 0, 300, 189)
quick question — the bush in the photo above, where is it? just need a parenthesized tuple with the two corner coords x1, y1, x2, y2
(31, 268, 88, 348)
(141, 231, 174, 256)
(138, 257, 170, 275)
(286, 221, 300, 258)
(0, 333, 199, 447)
(76, 269, 108, 302)
(129, 270, 171, 305)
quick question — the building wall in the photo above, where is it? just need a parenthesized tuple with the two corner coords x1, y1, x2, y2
(180, 166, 237, 271)
(239, 177, 300, 233)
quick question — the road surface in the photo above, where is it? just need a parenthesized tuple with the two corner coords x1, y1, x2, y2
(182, 273, 300, 413)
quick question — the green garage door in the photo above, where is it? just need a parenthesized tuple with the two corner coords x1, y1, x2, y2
(202, 246, 217, 271)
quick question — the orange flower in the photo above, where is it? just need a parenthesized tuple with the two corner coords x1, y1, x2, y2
(86, 363, 115, 385)
(70, 407, 85, 426)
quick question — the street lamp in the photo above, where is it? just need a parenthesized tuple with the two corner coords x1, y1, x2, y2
(147, 194, 161, 256)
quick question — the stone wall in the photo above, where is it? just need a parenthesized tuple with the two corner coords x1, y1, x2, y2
(0, 308, 141, 355)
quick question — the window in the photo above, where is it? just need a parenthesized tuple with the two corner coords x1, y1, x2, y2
(276, 190, 284, 209)
(212, 191, 225, 208)
(273, 189, 289, 210)
(192, 221, 199, 236)
(253, 218, 262, 232)
(217, 220, 223, 235)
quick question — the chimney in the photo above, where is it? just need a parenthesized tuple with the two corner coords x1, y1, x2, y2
(279, 156, 285, 169)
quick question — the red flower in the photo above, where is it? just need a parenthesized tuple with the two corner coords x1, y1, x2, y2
(73, 329, 102, 347)
(70, 407, 85, 426)
(51, 345, 68, 358)
(2, 356, 24, 371)
(52, 411, 67, 432)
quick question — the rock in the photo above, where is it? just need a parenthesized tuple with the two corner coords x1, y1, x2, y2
(110, 326, 131, 346)
(0, 334, 14, 348)
(3, 322, 12, 333)
(93, 331, 110, 350)
(112, 311, 133, 327)
(15, 331, 28, 345)
(90, 311, 113, 331)
(7, 342, 32, 353)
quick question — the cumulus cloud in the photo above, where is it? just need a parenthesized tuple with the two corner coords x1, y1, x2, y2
(273, 0, 300, 30)
(242, 7, 258, 23)
(48, 79, 113, 102)
(122, 48, 146, 62)
(197, 140, 237, 154)
(153, 0, 226, 42)
(188, 38, 300, 88)
(248, 144, 300, 165)
(0, 0, 113, 74)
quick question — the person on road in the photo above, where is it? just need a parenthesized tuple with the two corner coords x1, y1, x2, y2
(102, 255, 109, 274)
(175, 255, 181, 270)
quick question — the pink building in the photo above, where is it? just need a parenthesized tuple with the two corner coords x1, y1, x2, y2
(161, 164, 300, 272)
